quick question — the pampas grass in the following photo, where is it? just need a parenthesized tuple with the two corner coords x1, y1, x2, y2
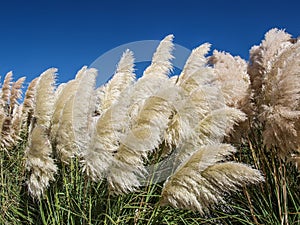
(0, 28, 299, 224)
(25, 125, 57, 198)
(248, 28, 300, 162)
(0, 73, 26, 152)
(160, 144, 263, 215)
(98, 49, 135, 113)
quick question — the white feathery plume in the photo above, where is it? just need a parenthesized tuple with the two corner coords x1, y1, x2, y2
(249, 29, 300, 158)
(0, 75, 25, 150)
(164, 84, 222, 149)
(260, 41, 300, 111)
(82, 107, 116, 181)
(125, 35, 175, 120)
(0, 115, 13, 150)
(25, 125, 57, 198)
(163, 101, 192, 149)
(1, 71, 13, 111)
(210, 50, 250, 108)
(259, 41, 300, 156)
(83, 56, 138, 180)
(248, 28, 292, 100)
(143, 34, 174, 79)
(195, 107, 246, 146)
(21, 77, 39, 132)
(160, 144, 263, 214)
(55, 95, 78, 163)
(51, 79, 79, 142)
(51, 66, 86, 140)
(74, 65, 88, 79)
(51, 82, 68, 140)
(86, 35, 176, 175)
(98, 49, 135, 113)
(108, 83, 182, 194)
(24, 69, 58, 197)
(209, 50, 254, 142)
(164, 43, 222, 149)
(34, 68, 57, 128)
(72, 67, 97, 153)
(9, 77, 26, 115)
(252, 28, 292, 73)
(54, 83, 66, 101)
(172, 106, 245, 167)
(83, 99, 130, 181)
(181, 43, 210, 75)
(22, 77, 39, 116)
(177, 43, 214, 92)
(54, 67, 96, 163)
(103, 36, 175, 157)
(10, 104, 23, 143)
(202, 162, 264, 191)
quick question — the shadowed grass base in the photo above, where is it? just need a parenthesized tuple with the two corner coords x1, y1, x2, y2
(1, 134, 299, 225)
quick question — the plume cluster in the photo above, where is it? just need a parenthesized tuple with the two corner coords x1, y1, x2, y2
(208, 50, 253, 142)
(81, 35, 263, 213)
(248, 28, 300, 163)
(24, 68, 58, 198)
(0, 72, 25, 153)
(8, 30, 300, 214)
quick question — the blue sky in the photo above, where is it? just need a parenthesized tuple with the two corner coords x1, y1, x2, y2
(0, 0, 299, 85)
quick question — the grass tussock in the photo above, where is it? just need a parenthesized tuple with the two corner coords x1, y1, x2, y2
(0, 28, 299, 224)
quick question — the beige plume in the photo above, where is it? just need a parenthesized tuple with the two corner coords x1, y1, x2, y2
(108, 84, 181, 194)
(72, 67, 97, 153)
(98, 49, 135, 113)
(25, 125, 57, 198)
(34, 68, 57, 128)
(161, 144, 263, 214)
(1, 71, 13, 111)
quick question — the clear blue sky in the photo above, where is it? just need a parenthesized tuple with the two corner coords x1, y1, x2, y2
(0, 0, 299, 85)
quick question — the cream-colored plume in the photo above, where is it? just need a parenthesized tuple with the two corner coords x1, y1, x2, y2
(210, 50, 250, 109)
(98, 49, 135, 113)
(177, 43, 214, 92)
(248, 28, 293, 102)
(0, 73, 26, 150)
(82, 51, 136, 179)
(248, 29, 300, 159)
(1, 71, 13, 110)
(55, 95, 78, 163)
(160, 144, 263, 215)
(51, 67, 96, 162)
(34, 68, 57, 128)
(72, 67, 97, 153)
(22, 77, 39, 117)
(125, 35, 174, 120)
(164, 44, 215, 148)
(84, 35, 177, 179)
(25, 125, 57, 198)
(9, 77, 25, 115)
(83, 97, 131, 181)
(143, 34, 174, 79)
(165, 44, 232, 149)
(108, 84, 181, 194)
(51, 79, 79, 143)
(51, 66, 86, 144)
(25, 68, 58, 198)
